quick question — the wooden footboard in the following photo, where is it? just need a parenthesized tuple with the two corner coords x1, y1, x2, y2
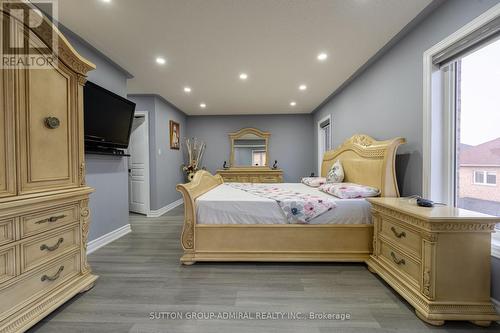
(176, 171, 224, 263)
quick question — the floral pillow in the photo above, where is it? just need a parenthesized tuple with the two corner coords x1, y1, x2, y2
(327, 160, 344, 183)
(301, 177, 328, 187)
(319, 182, 380, 199)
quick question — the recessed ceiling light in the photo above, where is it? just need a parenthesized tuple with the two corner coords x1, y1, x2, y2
(200, 103, 207, 108)
(290, 101, 296, 107)
(239, 73, 248, 80)
(184, 87, 191, 93)
(299, 84, 307, 91)
(317, 52, 328, 61)
(156, 57, 166, 65)
(101, 0, 112, 3)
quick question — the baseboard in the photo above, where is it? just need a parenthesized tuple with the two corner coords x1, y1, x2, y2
(87, 224, 132, 254)
(146, 198, 183, 217)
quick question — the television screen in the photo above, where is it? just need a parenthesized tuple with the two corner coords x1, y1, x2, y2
(83, 81, 136, 150)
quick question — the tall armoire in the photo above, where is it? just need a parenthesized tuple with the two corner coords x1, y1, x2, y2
(0, 2, 97, 332)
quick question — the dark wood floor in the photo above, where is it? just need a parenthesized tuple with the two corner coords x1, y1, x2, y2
(29, 205, 499, 332)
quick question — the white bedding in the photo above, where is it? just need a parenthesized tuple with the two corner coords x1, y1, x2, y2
(196, 183, 372, 225)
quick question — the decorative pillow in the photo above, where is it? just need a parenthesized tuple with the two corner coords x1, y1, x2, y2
(326, 160, 344, 183)
(319, 183, 380, 199)
(301, 177, 328, 187)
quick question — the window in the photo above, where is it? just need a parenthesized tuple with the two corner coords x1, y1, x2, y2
(252, 150, 266, 166)
(473, 171, 497, 185)
(423, 7, 500, 258)
(453, 39, 500, 220)
(317, 115, 332, 175)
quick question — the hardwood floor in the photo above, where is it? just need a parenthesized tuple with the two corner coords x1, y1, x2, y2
(28, 205, 499, 332)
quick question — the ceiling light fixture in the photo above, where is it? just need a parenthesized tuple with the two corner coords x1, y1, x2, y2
(200, 103, 207, 108)
(299, 84, 307, 91)
(290, 101, 296, 107)
(156, 57, 166, 65)
(101, 0, 112, 3)
(239, 73, 248, 80)
(184, 87, 191, 93)
(317, 52, 328, 61)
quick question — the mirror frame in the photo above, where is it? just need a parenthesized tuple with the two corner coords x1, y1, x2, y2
(229, 128, 271, 168)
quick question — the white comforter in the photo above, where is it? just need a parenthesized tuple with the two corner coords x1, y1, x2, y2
(196, 183, 372, 225)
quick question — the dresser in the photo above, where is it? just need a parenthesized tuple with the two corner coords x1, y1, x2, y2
(366, 198, 499, 326)
(0, 4, 97, 332)
(217, 168, 283, 183)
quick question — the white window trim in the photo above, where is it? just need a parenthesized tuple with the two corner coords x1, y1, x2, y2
(317, 115, 332, 176)
(422, 3, 500, 259)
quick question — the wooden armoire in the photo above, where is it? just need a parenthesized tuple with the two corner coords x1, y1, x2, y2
(0, 3, 97, 332)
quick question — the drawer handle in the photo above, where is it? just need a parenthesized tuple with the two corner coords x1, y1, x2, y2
(35, 214, 67, 225)
(40, 237, 64, 252)
(44, 116, 60, 129)
(391, 226, 406, 238)
(390, 251, 406, 266)
(41, 265, 64, 282)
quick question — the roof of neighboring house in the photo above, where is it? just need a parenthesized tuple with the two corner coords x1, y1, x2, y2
(460, 137, 500, 166)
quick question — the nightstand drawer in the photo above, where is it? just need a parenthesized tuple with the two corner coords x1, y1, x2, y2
(20, 204, 80, 238)
(379, 239, 421, 288)
(380, 217, 421, 258)
(21, 225, 80, 273)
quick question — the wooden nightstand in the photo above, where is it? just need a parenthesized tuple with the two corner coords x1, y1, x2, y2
(366, 197, 499, 326)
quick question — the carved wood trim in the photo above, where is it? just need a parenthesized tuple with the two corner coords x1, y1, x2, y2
(79, 199, 91, 273)
(176, 171, 224, 252)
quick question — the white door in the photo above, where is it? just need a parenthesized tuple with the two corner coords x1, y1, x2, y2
(128, 112, 150, 214)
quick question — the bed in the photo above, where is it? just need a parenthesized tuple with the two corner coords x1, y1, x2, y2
(176, 134, 406, 264)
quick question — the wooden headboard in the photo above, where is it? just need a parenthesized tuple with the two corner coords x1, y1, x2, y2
(321, 135, 406, 197)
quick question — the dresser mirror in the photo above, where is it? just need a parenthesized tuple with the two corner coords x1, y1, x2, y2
(230, 128, 270, 167)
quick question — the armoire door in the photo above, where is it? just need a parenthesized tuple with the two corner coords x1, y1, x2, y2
(0, 69, 16, 198)
(17, 64, 79, 195)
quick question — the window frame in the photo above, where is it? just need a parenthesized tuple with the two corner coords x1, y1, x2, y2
(422, 4, 500, 259)
(317, 115, 332, 176)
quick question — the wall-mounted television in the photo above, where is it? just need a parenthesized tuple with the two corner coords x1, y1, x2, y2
(84, 81, 136, 152)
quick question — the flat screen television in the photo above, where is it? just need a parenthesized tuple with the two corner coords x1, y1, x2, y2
(84, 81, 136, 151)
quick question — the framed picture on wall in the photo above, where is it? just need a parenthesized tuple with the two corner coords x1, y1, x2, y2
(169, 120, 180, 150)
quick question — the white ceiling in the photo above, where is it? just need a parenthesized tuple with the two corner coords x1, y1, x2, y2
(58, 0, 432, 115)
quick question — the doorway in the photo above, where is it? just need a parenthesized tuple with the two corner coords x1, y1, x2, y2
(128, 111, 151, 215)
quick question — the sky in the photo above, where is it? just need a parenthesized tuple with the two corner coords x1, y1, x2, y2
(460, 38, 500, 146)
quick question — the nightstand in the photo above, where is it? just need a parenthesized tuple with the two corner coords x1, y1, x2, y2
(366, 197, 499, 326)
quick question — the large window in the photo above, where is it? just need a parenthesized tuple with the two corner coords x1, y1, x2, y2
(423, 8, 500, 258)
(453, 39, 500, 219)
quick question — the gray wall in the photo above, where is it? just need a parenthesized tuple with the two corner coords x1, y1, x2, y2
(312, 0, 500, 301)
(186, 115, 314, 182)
(129, 95, 187, 210)
(313, 0, 500, 197)
(60, 27, 131, 242)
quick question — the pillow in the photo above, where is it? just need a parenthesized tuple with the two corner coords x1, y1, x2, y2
(326, 160, 344, 183)
(319, 183, 380, 199)
(301, 177, 327, 187)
